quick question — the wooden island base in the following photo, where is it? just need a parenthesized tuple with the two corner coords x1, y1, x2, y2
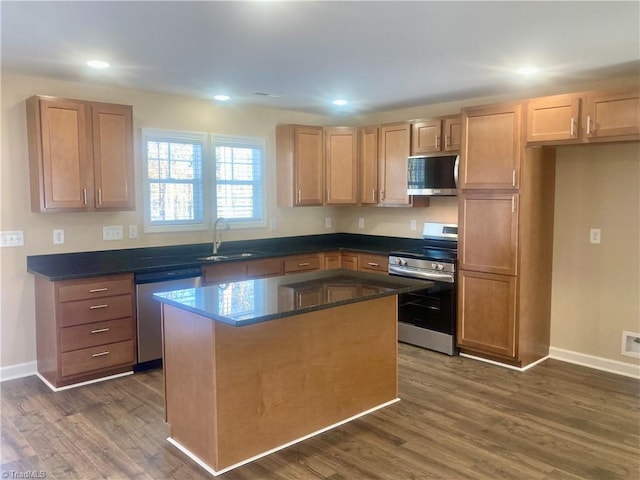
(162, 295, 398, 476)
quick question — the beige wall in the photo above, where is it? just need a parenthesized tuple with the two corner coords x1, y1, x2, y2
(551, 143, 640, 365)
(1, 72, 638, 371)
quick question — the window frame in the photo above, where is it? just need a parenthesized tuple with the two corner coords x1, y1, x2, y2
(211, 134, 267, 230)
(142, 128, 210, 234)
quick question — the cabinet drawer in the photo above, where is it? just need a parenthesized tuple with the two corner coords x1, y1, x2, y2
(284, 254, 320, 274)
(58, 275, 132, 302)
(61, 340, 134, 377)
(59, 294, 132, 327)
(359, 254, 388, 274)
(60, 317, 133, 353)
(246, 258, 283, 278)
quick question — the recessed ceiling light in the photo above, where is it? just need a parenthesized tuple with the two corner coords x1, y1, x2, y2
(87, 60, 109, 69)
(332, 99, 348, 106)
(214, 94, 230, 101)
(517, 66, 540, 76)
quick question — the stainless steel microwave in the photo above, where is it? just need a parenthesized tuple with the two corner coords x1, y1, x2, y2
(407, 154, 459, 196)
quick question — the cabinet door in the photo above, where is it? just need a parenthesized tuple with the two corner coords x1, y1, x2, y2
(379, 123, 411, 205)
(341, 253, 359, 271)
(460, 103, 522, 189)
(459, 192, 519, 276)
(325, 127, 358, 205)
(411, 119, 441, 155)
(36, 98, 92, 210)
(443, 116, 461, 152)
(203, 263, 246, 284)
(584, 87, 640, 141)
(92, 103, 135, 209)
(322, 251, 342, 270)
(526, 94, 581, 144)
(358, 126, 379, 205)
(457, 270, 517, 359)
(294, 126, 323, 206)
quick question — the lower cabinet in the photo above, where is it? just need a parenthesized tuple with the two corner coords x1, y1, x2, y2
(456, 270, 517, 359)
(203, 258, 284, 284)
(358, 253, 388, 274)
(34, 273, 136, 389)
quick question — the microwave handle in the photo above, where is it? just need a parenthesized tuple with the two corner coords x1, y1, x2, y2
(454, 155, 460, 188)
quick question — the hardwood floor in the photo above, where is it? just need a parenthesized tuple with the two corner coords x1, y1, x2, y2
(2, 344, 639, 479)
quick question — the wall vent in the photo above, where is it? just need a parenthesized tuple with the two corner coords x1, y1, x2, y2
(621, 331, 640, 358)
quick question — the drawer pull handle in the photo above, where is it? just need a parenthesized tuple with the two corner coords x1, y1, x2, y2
(89, 304, 108, 310)
(92, 351, 110, 358)
(298, 262, 310, 267)
(91, 328, 110, 334)
(368, 262, 379, 267)
(89, 288, 108, 293)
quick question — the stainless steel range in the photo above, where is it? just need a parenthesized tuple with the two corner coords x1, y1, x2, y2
(389, 222, 458, 355)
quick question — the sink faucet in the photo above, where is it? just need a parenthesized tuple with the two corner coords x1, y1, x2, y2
(213, 217, 230, 254)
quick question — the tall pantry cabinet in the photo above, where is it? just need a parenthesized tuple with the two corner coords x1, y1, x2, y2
(456, 101, 556, 367)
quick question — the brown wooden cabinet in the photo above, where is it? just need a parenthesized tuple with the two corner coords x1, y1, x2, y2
(325, 127, 358, 205)
(458, 192, 519, 276)
(284, 254, 321, 274)
(341, 252, 359, 271)
(321, 251, 342, 270)
(276, 125, 324, 207)
(34, 273, 136, 389)
(583, 87, 640, 142)
(457, 270, 517, 359)
(459, 103, 522, 190)
(358, 253, 388, 274)
(458, 100, 556, 368)
(26, 96, 134, 213)
(204, 258, 283, 284)
(358, 126, 379, 205)
(379, 123, 411, 205)
(526, 86, 640, 145)
(411, 115, 461, 155)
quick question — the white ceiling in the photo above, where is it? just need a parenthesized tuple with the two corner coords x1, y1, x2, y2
(2, 1, 639, 115)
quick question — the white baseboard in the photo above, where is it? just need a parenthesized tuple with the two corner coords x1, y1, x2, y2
(0, 361, 37, 382)
(460, 353, 549, 372)
(549, 347, 640, 379)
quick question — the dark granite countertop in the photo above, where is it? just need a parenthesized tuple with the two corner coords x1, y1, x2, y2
(153, 269, 430, 326)
(26, 233, 425, 281)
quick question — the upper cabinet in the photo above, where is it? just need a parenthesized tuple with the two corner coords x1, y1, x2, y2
(325, 127, 358, 205)
(26, 96, 134, 213)
(526, 86, 640, 145)
(276, 125, 324, 207)
(411, 115, 461, 155)
(459, 102, 522, 190)
(359, 126, 379, 205)
(379, 123, 412, 205)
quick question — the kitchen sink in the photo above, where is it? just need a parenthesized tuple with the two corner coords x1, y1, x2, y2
(198, 252, 260, 261)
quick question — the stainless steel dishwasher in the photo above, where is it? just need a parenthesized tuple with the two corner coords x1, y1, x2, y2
(135, 266, 202, 369)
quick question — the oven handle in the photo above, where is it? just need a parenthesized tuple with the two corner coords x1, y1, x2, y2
(388, 265, 455, 283)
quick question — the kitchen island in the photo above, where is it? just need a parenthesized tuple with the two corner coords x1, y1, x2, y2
(154, 269, 429, 476)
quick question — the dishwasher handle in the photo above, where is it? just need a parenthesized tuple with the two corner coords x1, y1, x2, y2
(135, 267, 202, 285)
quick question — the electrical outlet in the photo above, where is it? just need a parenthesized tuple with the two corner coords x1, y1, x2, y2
(103, 225, 123, 241)
(325, 217, 332, 228)
(128, 225, 138, 239)
(590, 228, 601, 244)
(358, 217, 365, 229)
(269, 218, 277, 231)
(0, 230, 24, 247)
(410, 219, 417, 231)
(53, 229, 64, 244)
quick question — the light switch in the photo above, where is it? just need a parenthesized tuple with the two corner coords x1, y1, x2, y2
(590, 228, 601, 244)
(0, 231, 24, 247)
(103, 225, 123, 241)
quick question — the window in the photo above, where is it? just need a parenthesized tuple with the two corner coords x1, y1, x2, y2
(142, 130, 266, 233)
(212, 135, 265, 227)
(142, 129, 208, 233)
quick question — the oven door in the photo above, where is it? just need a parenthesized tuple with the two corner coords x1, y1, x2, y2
(396, 280, 455, 335)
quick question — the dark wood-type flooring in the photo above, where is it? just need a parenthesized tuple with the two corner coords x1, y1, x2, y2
(2, 344, 639, 479)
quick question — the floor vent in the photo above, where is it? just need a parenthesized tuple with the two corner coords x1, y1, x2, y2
(621, 331, 640, 358)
